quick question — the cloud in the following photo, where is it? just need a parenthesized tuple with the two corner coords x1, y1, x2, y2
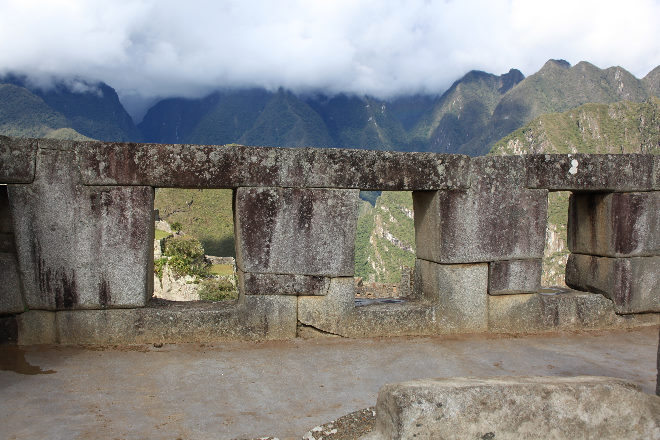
(1, 0, 659, 116)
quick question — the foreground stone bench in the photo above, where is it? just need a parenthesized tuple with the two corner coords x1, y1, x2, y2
(363, 376, 660, 440)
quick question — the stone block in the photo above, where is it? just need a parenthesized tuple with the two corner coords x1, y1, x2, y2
(414, 259, 488, 333)
(526, 153, 656, 191)
(364, 377, 660, 440)
(297, 277, 355, 335)
(235, 187, 358, 276)
(566, 254, 660, 314)
(0, 253, 24, 314)
(238, 270, 331, 296)
(487, 289, 617, 333)
(414, 156, 547, 264)
(54, 296, 297, 344)
(0, 136, 36, 183)
(77, 141, 471, 190)
(0, 315, 18, 344)
(8, 148, 154, 310)
(16, 310, 57, 345)
(568, 192, 660, 257)
(0, 185, 13, 234)
(488, 259, 542, 295)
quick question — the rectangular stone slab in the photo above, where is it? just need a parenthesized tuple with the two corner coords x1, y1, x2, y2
(0, 136, 36, 183)
(237, 270, 332, 296)
(414, 259, 488, 333)
(8, 148, 154, 310)
(488, 259, 542, 295)
(414, 156, 547, 264)
(565, 253, 660, 314)
(568, 192, 660, 257)
(0, 253, 24, 314)
(526, 154, 657, 191)
(77, 141, 470, 190)
(368, 376, 660, 440)
(234, 187, 359, 276)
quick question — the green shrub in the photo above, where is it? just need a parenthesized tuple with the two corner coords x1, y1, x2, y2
(154, 257, 168, 280)
(171, 222, 183, 233)
(163, 236, 208, 278)
(198, 278, 238, 301)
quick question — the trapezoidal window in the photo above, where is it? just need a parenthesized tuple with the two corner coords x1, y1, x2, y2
(152, 188, 238, 302)
(354, 190, 415, 304)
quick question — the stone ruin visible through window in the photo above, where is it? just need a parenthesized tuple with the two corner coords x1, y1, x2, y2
(152, 188, 238, 302)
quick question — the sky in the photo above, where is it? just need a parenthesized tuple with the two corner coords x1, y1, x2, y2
(1, 0, 659, 119)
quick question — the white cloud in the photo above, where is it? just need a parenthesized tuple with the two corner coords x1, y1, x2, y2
(0, 0, 658, 116)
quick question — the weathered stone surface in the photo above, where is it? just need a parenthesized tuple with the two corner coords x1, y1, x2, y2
(0, 253, 24, 314)
(238, 270, 331, 296)
(568, 192, 660, 257)
(414, 156, 547, 264)
(0, 185, 16, 253)
(0, 136, 36, 183)
(235, 187, 358, 276)
(657, 328, 659, 396)
(77, 141, 470, 190)
(348, 302, 439, 337)
(487, 289, 619, 333)
(527, 153, 657, 191)
(488, 259, 542, 295)
(297, 277, 355, 335)
(364, 376, 660, 440)
(415, 259, 488, 333)
(16, 310, 57, 345)
(50, 296, 296, 344)
(8, 148, 154, 310)
(566, 254, 660, 314)
(0, 315, 18, 344)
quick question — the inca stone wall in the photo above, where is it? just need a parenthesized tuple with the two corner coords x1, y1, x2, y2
(0, 135, 658, 345)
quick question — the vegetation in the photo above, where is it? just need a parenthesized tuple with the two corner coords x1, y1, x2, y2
(154, 188, 235, 257)
(162, 236, 208, 278)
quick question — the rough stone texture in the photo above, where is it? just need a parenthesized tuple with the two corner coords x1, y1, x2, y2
(526, 153, 657, 191)
(364, 376, 660, 440)
(566, 254, 660, 314)
(414, 156, 547, 264)
(657, 328, 659, 396)
(24, 296, 297, 344)
(235, 187, 358, 276)
(568, 192, 660, 257)
(487, 289, 624, 333)
(297, 277, 355, 336)
(238, 270, 332, 296)
(0, 315, 18, 344)
(16, 310, 57, 345)
(8, 148, 154, 310)
(77, 141, 471, 190)
(414, 259, 488, 333)
(488, 259, 542, 295)
(0, 136, 36, 183)
(348, 302, 438, 337)
(0, 253, 24, 314)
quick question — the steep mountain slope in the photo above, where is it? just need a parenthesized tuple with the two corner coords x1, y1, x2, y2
(465, 60, 655, 155)
(0, 83, 90, 140)
(355, 191, 415, 283)
(1, 75, 139, 141)
(412, 69, 524, 153)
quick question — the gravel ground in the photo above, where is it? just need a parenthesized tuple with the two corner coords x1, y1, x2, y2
(243, 407, 376, 440)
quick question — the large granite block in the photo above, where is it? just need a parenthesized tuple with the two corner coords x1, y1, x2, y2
(488, 259, 542, 295)
(414, 259, 488, 332)
(8, 148, 154, 310)
(77, 141, 470, 190)
(0, 253, 24, 314)
(566, 254, 660, 314)
(568, 192, 660, 257)
(297, 277, 355, 335)
(0, 136, 36, 183)
(526, 154, 656, 191)
(235, 187, 358, 276)
(365, 377, 660, 440)
(414, 156, 547, 264)
(238, 270, 331, 296)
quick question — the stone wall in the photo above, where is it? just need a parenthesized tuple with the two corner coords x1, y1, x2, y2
(0, 135, 658, 344)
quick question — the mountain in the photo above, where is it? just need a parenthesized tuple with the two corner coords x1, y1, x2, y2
(0, 75, 140, 141)
(462, 60, 656, 155)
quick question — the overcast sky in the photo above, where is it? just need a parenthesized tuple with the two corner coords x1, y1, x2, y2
(1, 0, 659, 118)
